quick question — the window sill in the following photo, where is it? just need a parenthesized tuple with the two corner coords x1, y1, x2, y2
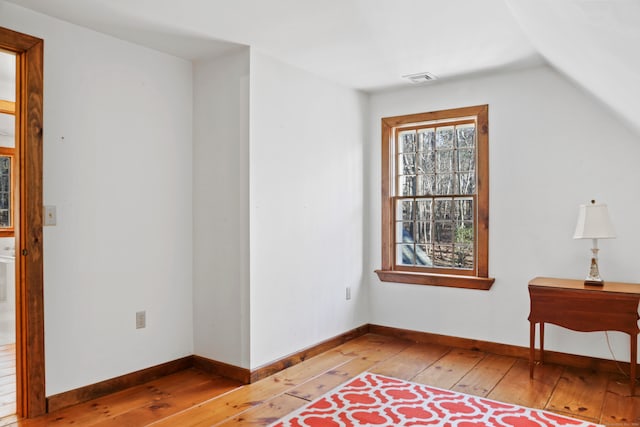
(374, 270, 495, 290)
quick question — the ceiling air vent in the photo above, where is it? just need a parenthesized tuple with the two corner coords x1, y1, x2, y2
(402, 72, 438, 84)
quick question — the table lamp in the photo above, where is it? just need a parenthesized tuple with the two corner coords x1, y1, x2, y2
(573, 200, 616, 286)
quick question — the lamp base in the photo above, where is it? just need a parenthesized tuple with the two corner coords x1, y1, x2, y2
(584, 255, 604, 286)
(584, 279, 604, 286)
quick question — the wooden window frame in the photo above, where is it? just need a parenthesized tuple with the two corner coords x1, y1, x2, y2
(375, 105, 494, 290)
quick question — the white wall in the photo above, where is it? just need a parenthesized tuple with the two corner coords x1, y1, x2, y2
(0, 51, 15, 101)
(193, 48, 250, 368)
(367, 65, 640, 363)
(0, 2, 194, 395)
(249, 50, 369, 368)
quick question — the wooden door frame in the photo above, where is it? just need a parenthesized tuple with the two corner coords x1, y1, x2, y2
(0, 27, 45, 418)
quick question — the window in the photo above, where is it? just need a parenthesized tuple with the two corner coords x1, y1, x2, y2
(0, 99, 14, 237)
(375, 105, 494, 290)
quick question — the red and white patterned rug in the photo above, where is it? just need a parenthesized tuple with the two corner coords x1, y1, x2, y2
(271, 372, 603, 427)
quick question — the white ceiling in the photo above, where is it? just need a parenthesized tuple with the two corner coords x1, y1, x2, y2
(4, 0, 545, 90)
(2, 0, 640, 130)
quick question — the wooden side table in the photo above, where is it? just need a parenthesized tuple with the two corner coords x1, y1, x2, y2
(528, 276, 640, 396)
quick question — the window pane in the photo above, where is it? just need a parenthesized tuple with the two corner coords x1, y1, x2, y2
(398, 130, 416, 153)
(396, 221, 414, 243)
(433, 244, 453, 267)
(396, 199, 414, 221)
(398, 175, 416, 196)
(0, 156, 10, 228)
(0, 159, 9, 187)
(397, 244, 415, 265)
(416, 199, 432, 221)
(417, 151, 435, 174)
(454, 198, 473, 222)
(456, 124, 475, 148)
(455, 221, 474, 244)
(434, 222, 453, 244)
(457, 172, 475, 195)
(416, 221, 431, 243)
(418, 129, 435, 152)
(453, 244, 473, 269)
(400, 153, 415, 175)
(434, 199, 452, 220)
(436, 126, 454, 149)
(457, 148, 475, 172)
(416, 244, 431, 266)
(436, 173, 454, 194)
(436, 150, 453, 173)
(417, 174, 434, 195)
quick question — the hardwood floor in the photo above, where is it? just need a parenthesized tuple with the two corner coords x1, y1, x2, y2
(0, 344, 15, 421)
(1, 334, 638, 426)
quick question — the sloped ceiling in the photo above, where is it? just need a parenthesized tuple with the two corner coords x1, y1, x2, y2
(3, 0, 639, 132)
(505, 0, 640, 133)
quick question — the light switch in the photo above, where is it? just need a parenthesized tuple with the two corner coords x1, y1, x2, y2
(44, 205, 56, 226)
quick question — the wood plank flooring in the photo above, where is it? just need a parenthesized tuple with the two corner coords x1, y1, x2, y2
(2, 334, 638, 426)
(0, 344, 15, 421)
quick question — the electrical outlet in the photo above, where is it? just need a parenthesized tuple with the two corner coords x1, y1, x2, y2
(346, 287, 351, 300)
(136, 311, 146, 329)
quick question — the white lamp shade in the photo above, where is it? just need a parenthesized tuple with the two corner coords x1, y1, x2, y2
(573, 202, 616, 239)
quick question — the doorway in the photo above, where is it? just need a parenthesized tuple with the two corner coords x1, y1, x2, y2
(0, 49, 16, 418)
(0, 26, 45, 419)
